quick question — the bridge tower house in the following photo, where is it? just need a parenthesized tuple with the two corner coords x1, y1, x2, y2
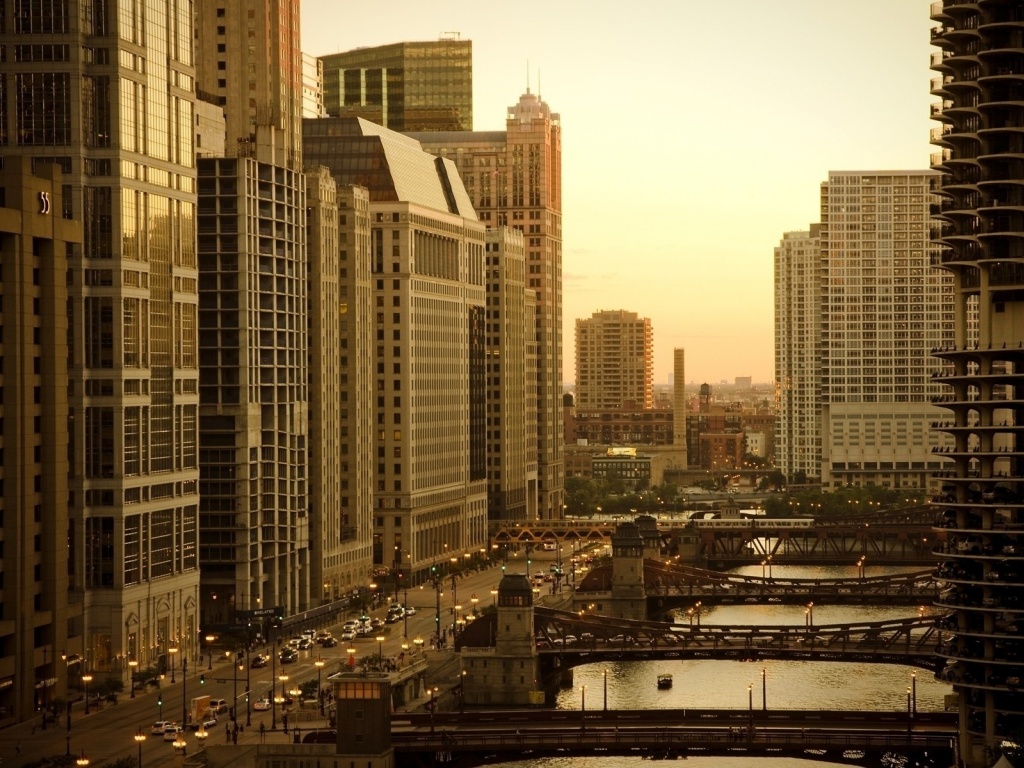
(610, 521, 647, 620)
(636, 515, 663, 559)
(462, 573, 543, 706)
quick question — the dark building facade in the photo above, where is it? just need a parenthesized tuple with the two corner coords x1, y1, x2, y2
(930, 3, 1024, 766)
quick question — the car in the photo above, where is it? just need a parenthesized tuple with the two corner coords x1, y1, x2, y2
(404, 606, 417, 616)
(316, 631, 333, 643)
(253, 698, 271, 711)
(163, 726, 183, 742)
(188, 716, 218, 731)
(385, 612, 401, 624)
(321, 636, 337, 648)
(296, 637, 313, 650)
(301, 629, 316, 639)
(210, 699, 228, 714)
(356, 625, 375, 638)
(340, 629, 357, 641)
(370, 618, 386, 631)
(151, 721, 175, 735)
(343, 619, 361, 630)
(250, 653, 268, 668)
(279, 648, 298, 663)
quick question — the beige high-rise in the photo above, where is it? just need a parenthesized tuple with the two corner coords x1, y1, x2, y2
(410, 90, 564, 520)
(575, 310, 654, 411)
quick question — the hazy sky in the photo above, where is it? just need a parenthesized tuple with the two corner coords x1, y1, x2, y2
(301, 0, 936, 385)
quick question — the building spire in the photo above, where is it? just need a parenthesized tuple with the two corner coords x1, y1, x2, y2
(526, 60, 530, 94)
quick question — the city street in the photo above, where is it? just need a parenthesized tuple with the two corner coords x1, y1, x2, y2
(1, 548, 577, 768)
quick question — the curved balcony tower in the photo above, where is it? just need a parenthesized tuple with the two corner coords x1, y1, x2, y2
(930, 2, 1024, 766)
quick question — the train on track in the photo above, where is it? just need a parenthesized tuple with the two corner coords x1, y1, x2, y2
(690, 518, 816, 530)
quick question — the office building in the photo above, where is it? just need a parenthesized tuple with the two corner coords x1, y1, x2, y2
(306, 173, 375, 604)
(819, 171, 953, 490)
(303, 117, 488, 580)
(195, 0, 315, 622)
(410, 89, 564, 520)
(672, 349, 689, 468)
(575, 310, 653, 411)
(775, 226, 822, 482)
(0, 161, 82, 722)
(930, 4, 1024, 767)
(0, 0, 202, 710)
(485, 227, 535, 520)
(320, 39, 473, 132)
(194, 0, 303, 169)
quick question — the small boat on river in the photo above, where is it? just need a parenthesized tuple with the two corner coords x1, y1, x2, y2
(656, 674, 673, 689)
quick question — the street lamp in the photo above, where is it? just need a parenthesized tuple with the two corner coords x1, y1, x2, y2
(314, 658, 325, 715)
(180, 657, 188, 733)
(81, 674, 93, 715)
(580, 685, 586, 731)
(413, 638, 423, 656)
(205, 636, 215, 670)
(76, 750, 89, 768)
(233, 657, 242, 722)
(806, 602, 814, 628)
(168, 645, 178, 683)
(911, 672, 917, 717)
(603, 668, 608, 711)
(906, 687, 912, 728)
(453, 606, 462, 639)
(429, 686, 439, 733)
(273, 674, 288, 731)
(172, 732, 187, 757)
(375, 635, 385, 662)
(129, 659, 138, 698)
(195, 726, 208, 750)
(134, 729, 146, 768)
(761, 668, 767, 711)
(490, 588, 498, 605)
(347, 646, 356, 669)
(470, 594, 479, 616)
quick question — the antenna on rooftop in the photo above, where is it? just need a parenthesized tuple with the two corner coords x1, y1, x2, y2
(440, 31, 461, 40)
(526, 61, 530, 94)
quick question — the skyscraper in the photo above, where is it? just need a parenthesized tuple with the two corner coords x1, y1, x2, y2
(303, 116, 488, 581)
(575, 310, 653, 411)
(819, 171, 954, 490)
(194, 0, 303, 169)
(195, 0, 313, 622)
(410, 90, 564, 520)
(930, 4, 1024, 766)
(320, 39, 473, 132)
(0, 0, 202, 710)
(775, 226, 822, 482)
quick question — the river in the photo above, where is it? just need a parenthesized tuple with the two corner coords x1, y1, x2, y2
(499, 563, 951, 768)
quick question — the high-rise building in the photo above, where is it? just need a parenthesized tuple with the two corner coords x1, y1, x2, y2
(303, 117, 488, 579)
(819, 171, 954, 490)
(775, 226, 822, 482)
(0, 0, 202, 710)
(485, 227, 534, 519)
(672, 349, 689, 469)
(575, 310, 653, 411)
(306, 173, 375, 604)
(410, 90, 564, 520)
(0, 161, 82, 721)
(195, 0, 303, 169)
(930, 4, 1024, 767)
(319, 39, 473, 132)
(195, 0, 314, 622)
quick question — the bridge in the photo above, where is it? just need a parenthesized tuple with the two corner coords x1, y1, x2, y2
(458, 607, 944, 674)
(489, 506, 941, 566)
(387, 708, 957, 768)
(575, 561, 940, 611)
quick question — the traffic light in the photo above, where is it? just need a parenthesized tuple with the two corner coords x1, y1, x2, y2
(158, 696, 163, 706)
(199, 674, 205, 685)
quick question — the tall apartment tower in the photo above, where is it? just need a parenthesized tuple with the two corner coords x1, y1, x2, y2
(0, 162, 82, 721)
(485, 227, 534, 520)
(303, 117, 489, 579)
(575, 310, 654, 411)
(411, 90, 564, 520)
(319, 40, 473, 132)
(306, 172, 375, 604)
(930, 4, 1024, 767)
(819, 172, 954, 490)
(774, 226, 822, 482)
(194, 0, 303, 169)
(671, 349, 688, 468)
(195, 0, 313, 621)
(0, 0, 202, 704)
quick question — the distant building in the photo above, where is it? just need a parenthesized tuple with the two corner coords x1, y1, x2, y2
(575, 310, 653, 411)
(774, 226, 822, 481)
(734, 376, 752, 389)
(320, 39, 473, 132)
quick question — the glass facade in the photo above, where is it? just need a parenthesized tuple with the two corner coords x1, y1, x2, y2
(320, 40, 473, 132)
(0, 0, 201, 710)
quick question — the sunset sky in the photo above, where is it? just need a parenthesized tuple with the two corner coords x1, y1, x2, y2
(301, 0, 937, 385)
